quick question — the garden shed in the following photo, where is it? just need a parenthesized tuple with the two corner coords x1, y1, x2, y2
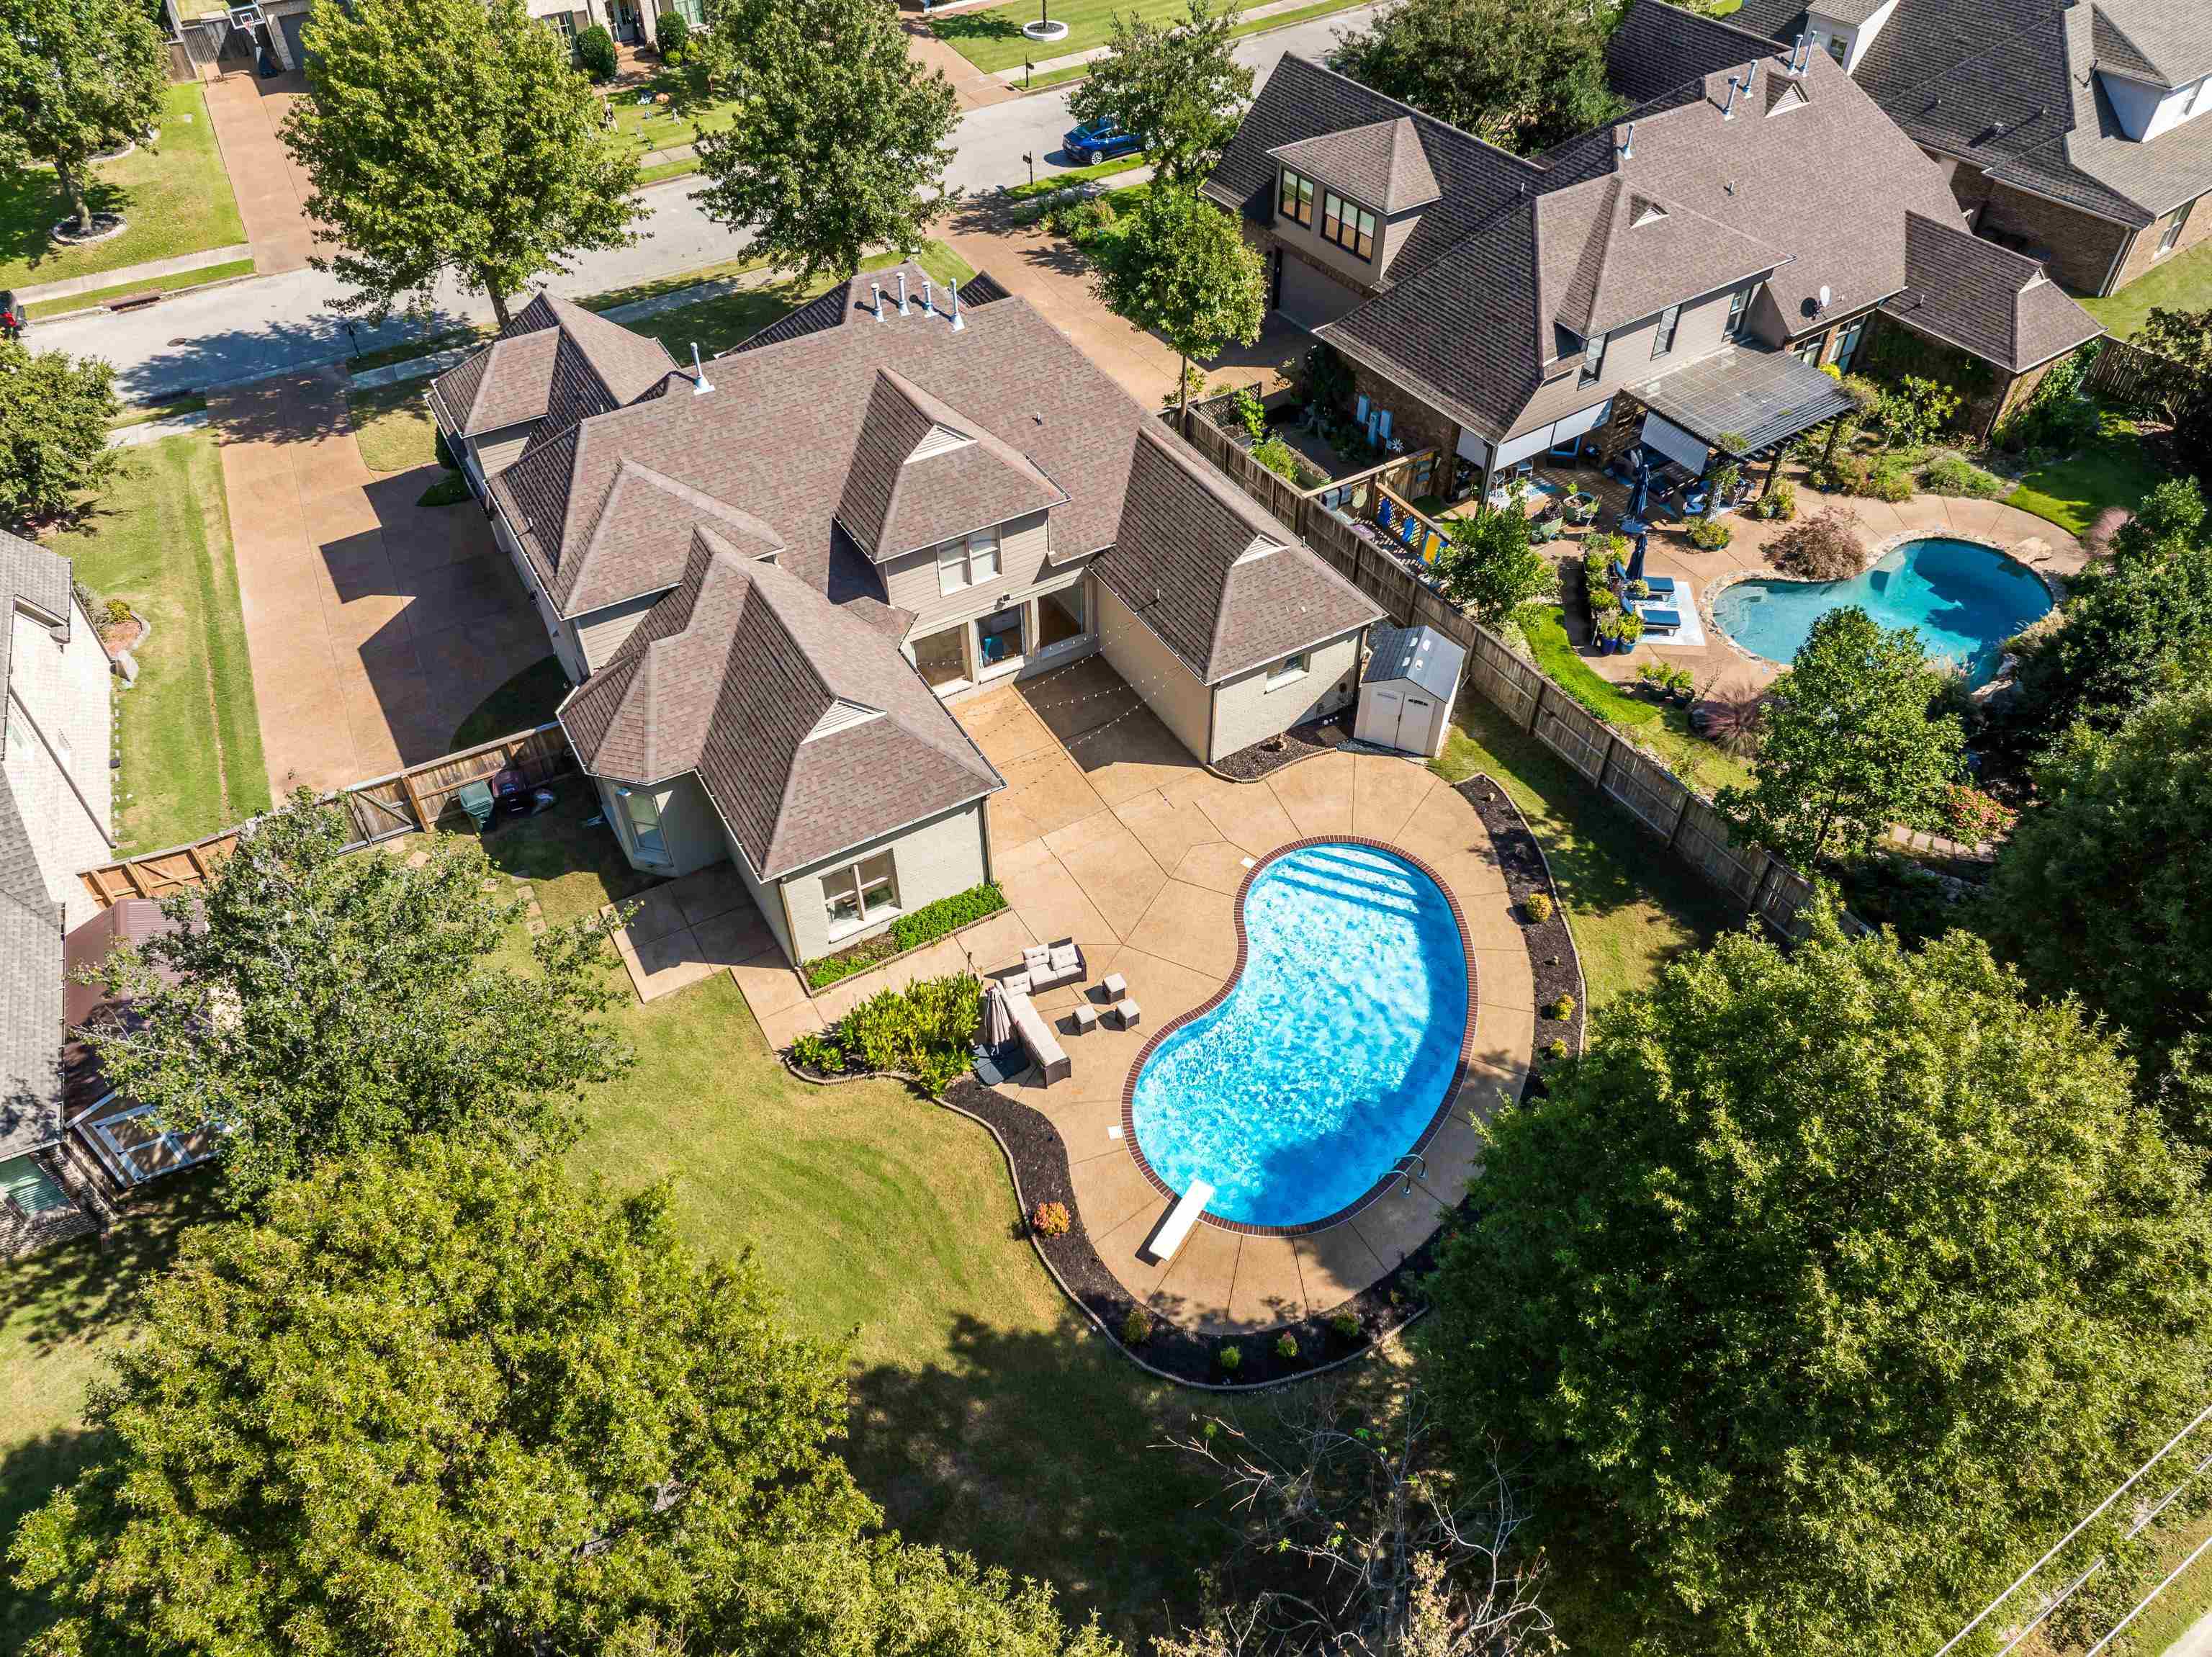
(1355, 625, 1463, 758)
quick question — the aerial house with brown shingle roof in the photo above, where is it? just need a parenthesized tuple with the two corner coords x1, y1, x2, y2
(428, 271, 1378, 969)
(1205, 0, 2104, 493)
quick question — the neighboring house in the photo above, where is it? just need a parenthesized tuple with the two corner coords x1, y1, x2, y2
(1732, 0, 2212, 297)
(1205, 1, 2105, 485)
(1, 534, 130, 1256)
(428, 268, 1380, 969)
(257, 0, 701, 72)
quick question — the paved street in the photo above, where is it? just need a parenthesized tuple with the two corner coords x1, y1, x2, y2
(45, 5, 1378, 403)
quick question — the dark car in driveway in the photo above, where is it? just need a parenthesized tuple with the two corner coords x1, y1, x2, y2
(1061, 119, 1143, 167)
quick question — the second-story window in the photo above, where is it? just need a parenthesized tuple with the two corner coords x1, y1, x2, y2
(1580, 331, 1608, 387)
(1321, 191, 1377, 260)
(1651, 305, 1681, 359)
(935, 526, 1002, 596)
(1280, 169, 1314, 227)
(1725, 286, 1750, 339)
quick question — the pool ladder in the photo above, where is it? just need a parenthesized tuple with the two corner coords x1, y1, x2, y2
(1391, 1152, 1428, 1195)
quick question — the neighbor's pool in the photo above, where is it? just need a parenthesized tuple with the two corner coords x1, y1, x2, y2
(1128, 843, 1468, 1230)
(1710, 536, 2054, 684)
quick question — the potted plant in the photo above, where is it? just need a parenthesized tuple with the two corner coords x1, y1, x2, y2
(1615, 611, 1645, 655)
(1637, 660, 1671, 697)
(1668, 665, 1695, 706)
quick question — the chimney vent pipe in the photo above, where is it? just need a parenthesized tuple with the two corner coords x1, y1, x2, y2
(1620, 120, 1635, 157)
(950, 280, 964, 331)
(690, 342, 713, 395)
(1722, 73, 1741, 117)
(896, 270, 909, 315)
(871, 282, 884, 322)
(922, 277, 933, 315)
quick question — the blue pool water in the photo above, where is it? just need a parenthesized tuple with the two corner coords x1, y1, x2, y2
(1129, 843, 1468, 1229)
(1710, 536, 2053, 684)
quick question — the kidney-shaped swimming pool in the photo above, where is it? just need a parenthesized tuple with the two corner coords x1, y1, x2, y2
(1127, 841, 1471, 1232)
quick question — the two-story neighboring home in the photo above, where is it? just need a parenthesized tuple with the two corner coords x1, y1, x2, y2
(1205, 1, 2104, 490)
(1734, 0, 2212, 298)
(427, 270, 1380, 971)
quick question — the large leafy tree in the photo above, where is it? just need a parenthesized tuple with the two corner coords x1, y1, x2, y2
(1069, 0, 1253, 185)
(81, 791, 633, 1205)
(1437, 503, 1552, 624)
(9, 1141, 1119, 1657)
(1328, 0, 1624, 156)
(2132, 305, 2212, 482)
(693, 0, 957, 279)
(0, 338, 119, 527)
(2001, 475, 2212, 758)
(1092, 184, 1264, 426)
(0, 0, 164, 235)
(1717, 605, 1961, 866)
(1420, 908, 2212, 1657)
(281, 0, 642, 327)
(1986, 678, 2212, 1140)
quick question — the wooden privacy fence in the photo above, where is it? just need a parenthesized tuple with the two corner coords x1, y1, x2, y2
(2082, 337, 2172, 408)
(1179, 415, 1831, 940)
(78, 724, 576, 910)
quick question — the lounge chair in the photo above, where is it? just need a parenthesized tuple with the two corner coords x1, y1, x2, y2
(1640, 575, 1678, 596)
(1004, 988, 1071, 1087)
(1021, 938, 1084, 993)
(1640, 608, 1683, 634)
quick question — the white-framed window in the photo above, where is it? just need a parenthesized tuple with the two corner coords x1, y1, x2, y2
(935, 526, 1002, 595)
(619, 786, 667, 863)
(1824, 30, 1848, 66)
(1267, 651, 1309, 688)
(1832, 315, 1866, 371)
(1725, 286, 1750, 339)
(1651, 304, 1681, 359)
(1579, 331, 1608, 387)
(2158, 199, 2195, 256)
(976, 605, 1025, 675)
(822, 850, 899, 937)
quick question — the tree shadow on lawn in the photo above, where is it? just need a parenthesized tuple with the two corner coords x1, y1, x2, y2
(0, 1173, 217, 1357)
(846, 1308, 1228, 1645)
(0, 172, 128, 279)
(924, 8, 1025, 46)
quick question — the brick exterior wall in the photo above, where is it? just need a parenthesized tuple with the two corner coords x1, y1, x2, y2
(2112, 189, 2212, 294)
(1342, 359, 1460, 472)
(1943, 158, 2136, 296)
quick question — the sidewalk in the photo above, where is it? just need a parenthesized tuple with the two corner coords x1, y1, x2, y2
(202, 71, 322, 275)
(905, 18, 1021, 109)
(20, 243, 252, 307)
(988, 0, 1337, 79)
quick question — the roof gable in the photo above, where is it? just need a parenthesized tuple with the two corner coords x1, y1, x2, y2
(1269, 117, 1444, 214)
(835, 370, 1066, 561)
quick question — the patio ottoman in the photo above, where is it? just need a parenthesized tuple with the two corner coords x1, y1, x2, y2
(1101, 971, 1128, 999)
(1071, 1003, 1099, 1034)
(1112, 997, 1141, 1029)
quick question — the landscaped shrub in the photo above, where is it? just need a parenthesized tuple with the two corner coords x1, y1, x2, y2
(1046, 194, 1118, 248)
(1687, 516, 1732, 550)
(1251, 435, 1323, 489)
(804, 881, 1007, 987)
(789, 1030, 845, 1073)
(1865, 455, 1915, 503)
(1940, 782, 2016, 843)
(417, 472, 474, 508)
(1921, 452, 2005, 498)
(807, 972, 981, 1092)
(1328, 1308, 1360, 1342)
(1121, 1306, 1153, 1345)
(1544, 1037, 1570, 1061)
(1030, 1200, 1071, 1238)
(1217, 1344, 1242, 1374)
(1768, 503, 1866, 579)
(654, 9, 690, 58)
(1812, 450, 1871, 494)
(1995, 345, 2103, 454)
(1274, 1332, 1298, 1361)
(1758, 478, 1798, 521)
(434, 425, 459, 471)
(1545, 994, 1576, 1021)
(1871, 374, 1963, 450)
(575, 22, 617, 80)
(1523, 890, 1555, 925)
(1228, 385, 1266, 442)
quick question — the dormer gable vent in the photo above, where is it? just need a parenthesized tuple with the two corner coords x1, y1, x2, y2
(805, 699, 885, 741)
(1630, 194, 1669, 228)
(909, 422, 976, 462)
(1766, 78, 1808, 115)
(1232, 532, 1287, 565)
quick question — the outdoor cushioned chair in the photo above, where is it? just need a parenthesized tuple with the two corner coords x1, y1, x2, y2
(1639, 609, 1683, 634)
(1022, 939, 1084, 993)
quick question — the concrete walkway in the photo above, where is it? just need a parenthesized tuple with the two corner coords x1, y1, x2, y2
(21, 243, 253, 307)
(201, 71, 321, 275)
(210, 369, 547, 796)
(905, 18, 1022, 109)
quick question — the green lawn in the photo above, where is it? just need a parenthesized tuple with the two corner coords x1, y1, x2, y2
(47, 431, 269, 854)
(2081, 241, 2212, 341)
(1431, 691, 1740, 1011)
(32, 258, 255, 320)
(600, 78, 742, 160)
(0, 84, 245, 292)
(619, 241, 974, 359)
(1007, 152, 1147, 199)
(452, 655, 571, 750)
(343, 379, 440, 474)
(2006, 413, 2173, 538)
(936, 0, 1376, 73)
(1516, 603, 1754, 797)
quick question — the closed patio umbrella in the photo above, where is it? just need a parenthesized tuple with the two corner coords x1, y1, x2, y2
(984, 983, 1015, 1050)
(1627, 452, 1653, 524)
(1627, 531, 1650, 585)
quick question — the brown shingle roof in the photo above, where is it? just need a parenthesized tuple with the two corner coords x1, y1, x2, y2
(1881, 210, 2103, 372)
(1269, 117, 1443, 214)
(835, 370, 1066, 560)
(431, 289, 678, 440)
(559, 531, 1000, 880)
(1094, 424, 1380, 684)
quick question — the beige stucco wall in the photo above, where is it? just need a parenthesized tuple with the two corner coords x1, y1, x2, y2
(724, 831, 796, 966)
(879, 511, 1051, 634)
(776, 799, 989, 964)
(595, 772, 724, 879)
(5, 597, 113, 929)
(576, 590, 670, 675)
(1095, 580, 1211, 761)
(1207, 628, 1363, 761)
(487, 500, 588, 681)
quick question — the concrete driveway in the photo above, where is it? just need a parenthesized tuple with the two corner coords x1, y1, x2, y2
(202, 70, 322, 275)
(212, 369, 549, 796)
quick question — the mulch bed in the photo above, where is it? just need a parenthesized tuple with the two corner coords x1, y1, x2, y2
(1211, 711, 1354, 782)
(783, 768, 1588, 1388)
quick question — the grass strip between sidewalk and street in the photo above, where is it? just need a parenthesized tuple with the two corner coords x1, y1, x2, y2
(976, 0, 1374, 81)
(30, 259, 256, 323)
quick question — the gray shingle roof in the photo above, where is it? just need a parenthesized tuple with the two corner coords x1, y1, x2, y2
(1881, 210, 2103, 371)
(491, 269, 1154, 621)
(1094, 424, 1381, 684)
(835, 370, 1066, 561)
(1269, 118, 1443, 215)
(1736, 0, 2212, 225)
(1362, 624, 1465, 700)
(558, 531, 1002, 880)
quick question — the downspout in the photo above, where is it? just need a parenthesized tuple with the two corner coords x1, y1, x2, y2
(7, 682, 116, 850)
(2100, 228, 2136, 298)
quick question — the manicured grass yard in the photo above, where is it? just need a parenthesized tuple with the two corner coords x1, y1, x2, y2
(936, 0, 1372, 74)
(2081, 241, 2212, 341)
(1432, 691, 1740, 1010)
(620, 241, 975, 359)
(1516, 603, 1754, 797)
(0, 84, 245, 292)
(47, 431, 269, 853)
(601, 79, 743, 160)
(344, 379, 441, 474)
(2005, 412, 2174, 539)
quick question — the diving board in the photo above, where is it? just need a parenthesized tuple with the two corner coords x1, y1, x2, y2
(1139, 1179, 1215, 1265)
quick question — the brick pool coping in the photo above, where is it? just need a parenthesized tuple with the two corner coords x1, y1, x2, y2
(1115, 835, 1481, 1240)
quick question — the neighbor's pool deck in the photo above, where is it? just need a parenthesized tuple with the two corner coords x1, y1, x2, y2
(741, 656, 1534, 1337)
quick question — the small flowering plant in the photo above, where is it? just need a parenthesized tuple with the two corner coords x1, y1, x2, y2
(1030, 1200, 1071, 1238)
(1940, 782, 2015, 843)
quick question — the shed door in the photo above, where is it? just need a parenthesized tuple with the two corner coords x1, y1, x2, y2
(1401, 695, 1434, 753)
(1357, 685, 1403, 747)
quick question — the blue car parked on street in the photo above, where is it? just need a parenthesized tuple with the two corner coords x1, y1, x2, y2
(1061, 119, 1144, 166)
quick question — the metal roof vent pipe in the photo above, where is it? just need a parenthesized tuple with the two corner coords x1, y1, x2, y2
(897, 269, 909, 315)
(922, 277, 933, 315)
(950, 279, 963, 331)
(1789, 32, 1808, 75)
(1722, 73, 1742, 118)
(690, 342, 714, 396)
(871, 282, 884, 321)
(1619, 120, 1635, 158)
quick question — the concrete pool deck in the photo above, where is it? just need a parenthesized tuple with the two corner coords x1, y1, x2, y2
(922, 656, 1533, 1337)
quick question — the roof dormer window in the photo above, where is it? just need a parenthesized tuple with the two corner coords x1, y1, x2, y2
(1322, 190, 1377, 261)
